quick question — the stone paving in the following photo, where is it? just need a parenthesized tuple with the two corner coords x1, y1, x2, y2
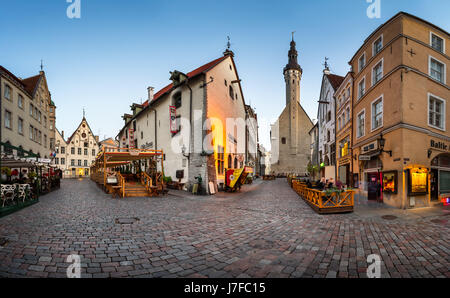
(0, 178, 448, 278)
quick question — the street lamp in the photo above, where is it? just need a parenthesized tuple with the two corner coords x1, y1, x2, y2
(378, 133, 392, 157)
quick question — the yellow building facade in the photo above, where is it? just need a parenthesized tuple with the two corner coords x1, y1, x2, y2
(350, 12, 449, 208)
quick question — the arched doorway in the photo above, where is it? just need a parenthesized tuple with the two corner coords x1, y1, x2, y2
(430, 153, 450, 201)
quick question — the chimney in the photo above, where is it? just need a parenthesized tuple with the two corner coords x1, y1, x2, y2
(147, 87, 154, 101)
(95, 136, 99, 143)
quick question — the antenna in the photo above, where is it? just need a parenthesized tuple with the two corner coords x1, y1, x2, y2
(40, 59, 44, 71)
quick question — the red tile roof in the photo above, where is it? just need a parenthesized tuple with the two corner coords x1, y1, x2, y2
(140, 55, 228, 107)
(326, 74, 345, 91)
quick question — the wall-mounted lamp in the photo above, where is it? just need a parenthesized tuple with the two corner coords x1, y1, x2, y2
(427, 149, 432, 159)
(379, 133, 392, 157)
(181, 144, 189, 158)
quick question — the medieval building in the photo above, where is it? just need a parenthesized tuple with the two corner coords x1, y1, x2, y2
(270, 37, 313, 176)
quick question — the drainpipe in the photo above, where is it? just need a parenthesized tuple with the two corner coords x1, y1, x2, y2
(148, 107, 157, 150)
(334, 94, 338, 182)
(184, 80, 193, 160)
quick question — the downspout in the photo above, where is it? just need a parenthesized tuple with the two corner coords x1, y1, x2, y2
(334, 94, 338, 181)
(184, 80, 193, 160)
(148, 107, 157, 150)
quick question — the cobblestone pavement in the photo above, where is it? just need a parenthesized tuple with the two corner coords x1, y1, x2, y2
(0, 178, 448, 278)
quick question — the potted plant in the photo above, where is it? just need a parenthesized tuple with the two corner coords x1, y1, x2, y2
(1, 167, 11, 182)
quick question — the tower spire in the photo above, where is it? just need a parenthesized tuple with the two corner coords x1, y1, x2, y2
(284, 34, 302, 73)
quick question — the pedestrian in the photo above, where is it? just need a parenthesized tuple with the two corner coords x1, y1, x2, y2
(336, 179, 343, 190)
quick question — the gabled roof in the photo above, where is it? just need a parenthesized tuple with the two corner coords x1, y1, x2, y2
(145, 55, 228, 106)
(21, 74, 42, 96)
(117, 54, 231, 137)
(66, 117, 99, 146)
(325, 74, 345, 91)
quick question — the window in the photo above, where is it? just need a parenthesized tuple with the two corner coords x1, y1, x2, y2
(281, 137, 286, 144)
(358, 53, 366, 72)
(217, 146, 224, 175)
(61, 147, 65, 154)
(29, 125, 34, 140)
(327, 111, 331, 122)
(4, 84, 11, 100)
(429, 56, 445, 83)
(71, 159, 75, 166)
(327, 130, 330, 142)
(84, 160, 88, 167)
(431, 32, 444, 53)
(92, 149, 95, 156)
(30, 104, 34, 116)
(34, 107, 38, 118)
(428, 94, 445, 130)
(84, 148, 88, 155)
(224, 79, 227, 86)
(371, 96, 383, 131)
(229, 85, 234, 100)
(38, 111, 41, 123)
(346, 107, 350, 124)
(49, 120, 53, 130)
(84, 142, 88, 147)
(44, 116, 47, 127)
(173, 93, 182, 109)
(373, 36, 383, 56)
(18, 117, 23, 134)
(78, 160, 82, 166)
(78, 148, 82, 155)
(61, 158, 65, 165)
(357, 110, 365, 138)
(18, 94, 24, 109)
(358, 77, 365, 99)
(4, 110, 12, 129)
(44, 135, 47, 148)
(71, 147, 75, 154)
(55, 158, 59, 165)
(372, 60, 383, 85)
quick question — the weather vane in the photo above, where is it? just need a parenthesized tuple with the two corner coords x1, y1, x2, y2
(226, 36, 231, 50)
(291, 31, 296, 41)
(323, 57, 329, 69)
(40, 59, 44, 71)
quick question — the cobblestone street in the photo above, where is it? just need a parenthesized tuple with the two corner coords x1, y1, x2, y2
(0, 178, 448, 278)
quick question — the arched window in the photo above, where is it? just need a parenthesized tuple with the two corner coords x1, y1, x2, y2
(228, 154, 232, 169)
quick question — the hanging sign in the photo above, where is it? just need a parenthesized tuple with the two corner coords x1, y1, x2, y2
(170, 106, 177, 133)
(128, 129, 135, 148)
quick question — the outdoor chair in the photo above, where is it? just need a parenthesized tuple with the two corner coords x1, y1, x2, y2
(1, 184, 16, 207)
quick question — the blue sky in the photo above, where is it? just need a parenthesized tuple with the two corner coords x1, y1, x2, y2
(1, 0, 449, 150)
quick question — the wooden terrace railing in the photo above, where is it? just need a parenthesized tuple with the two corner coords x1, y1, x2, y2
(292, 180, 354, 214)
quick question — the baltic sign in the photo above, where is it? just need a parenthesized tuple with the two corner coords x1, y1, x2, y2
(430, 140, 449, 152)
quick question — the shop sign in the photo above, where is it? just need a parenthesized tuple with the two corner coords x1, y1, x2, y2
(170, 106, 177, 134)
(359, 155, 371, 161)
(430, 140, 449, 152)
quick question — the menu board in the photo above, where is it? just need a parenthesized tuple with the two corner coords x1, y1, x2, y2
(408, 168, 428, 195)
(382, 171, 397, 194)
